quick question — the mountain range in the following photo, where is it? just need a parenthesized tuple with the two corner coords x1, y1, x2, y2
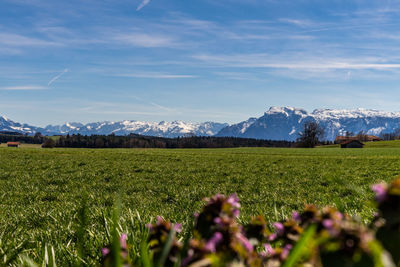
(3, 106, 400, 141)
(217, 107, 400, 141)
(0, 116, 228, 138)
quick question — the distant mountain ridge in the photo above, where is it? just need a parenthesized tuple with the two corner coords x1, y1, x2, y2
(0, 116, 228, 138)
(0, 116, 38, 134)
(216, 106, 400, 141)
(4, 106, 400, 140)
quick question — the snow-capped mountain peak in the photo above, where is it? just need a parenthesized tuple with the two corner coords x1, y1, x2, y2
(41, 120, 229, 137)
(1, 116, 10, 122)
(4, 107, 400, 141)
(216, 107, 400, 141)
(0, 115, 228, 138)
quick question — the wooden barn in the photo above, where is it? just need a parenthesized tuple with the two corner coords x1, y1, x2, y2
(335, 135, 381, 143)
(341, 140, 364, 148)
(7, 142, 20, 148)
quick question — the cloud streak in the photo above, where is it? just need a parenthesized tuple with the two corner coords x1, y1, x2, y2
(136, 0, 151, 11)
(0, 85, 47, 90)
(0, 33, 58, 47)
(193, 54, 400, 71)
(48, 69, 69, 86)
(117, 72, 196, 79)
(113, 32, 175, 48)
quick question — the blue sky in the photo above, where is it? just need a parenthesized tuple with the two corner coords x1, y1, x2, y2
(2, 0, 400, 126)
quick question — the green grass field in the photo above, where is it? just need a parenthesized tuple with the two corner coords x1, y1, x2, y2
(0, 143, 42, 148)
(1, 144, 400, 265)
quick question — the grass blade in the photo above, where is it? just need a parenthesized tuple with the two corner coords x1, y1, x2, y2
(156, 228, 176, 267)
(283, 224, 316, 267)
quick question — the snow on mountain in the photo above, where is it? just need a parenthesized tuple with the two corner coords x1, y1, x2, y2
(5, 106, 400, 141)
(216, 107, 400, 141)
(40, 120, 228, 137)
(0, 116, 40, 134)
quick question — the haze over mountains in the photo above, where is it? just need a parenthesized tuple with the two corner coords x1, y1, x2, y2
(3, 107, 400, 141)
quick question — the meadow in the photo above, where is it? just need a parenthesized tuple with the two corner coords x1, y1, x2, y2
(1, 144, 400, 265)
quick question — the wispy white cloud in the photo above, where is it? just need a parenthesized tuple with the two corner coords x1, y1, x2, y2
(0, 85, 47, 90)
(117, 72, 196, 79)
(113, 32, 175, 48)
(193, 53, 400, 71)
(48, 68, 69, 86)
(149, 102, 175, 112)
(279, 18, 313, 27)
(136, 0, 151, 11)
(0, 33, 57, 46)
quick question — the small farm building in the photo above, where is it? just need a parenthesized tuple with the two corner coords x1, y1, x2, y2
(335, 135, 381, 143)
(7, 142, 20, 147)
(340, 140, 364, 148)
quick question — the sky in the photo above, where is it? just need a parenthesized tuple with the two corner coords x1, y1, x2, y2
(2, 0, 400, 126)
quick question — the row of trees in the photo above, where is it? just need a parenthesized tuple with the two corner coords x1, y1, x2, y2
(0, 132, 45, 144)
(51, 134, 294, 149)
(379, 129, 400, 141)
(0, 123, 327, 149)
(9, 121, 400, 149)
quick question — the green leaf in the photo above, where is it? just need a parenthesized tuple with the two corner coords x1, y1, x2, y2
(156, 228, 176, 267)
(283, 224, 316, 267)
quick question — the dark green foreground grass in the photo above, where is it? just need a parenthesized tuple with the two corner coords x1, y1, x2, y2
(1, 146, 400, 265)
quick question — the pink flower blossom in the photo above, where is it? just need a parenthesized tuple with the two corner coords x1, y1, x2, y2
(268, 233, 277, 241)
(292, 211, 301, 222)
(120, 234, 127, 249)
(264, 243, 275, 256)
(205, 232, 223, 253)
(322, 219, 334, 229)
(281, 244, 293, 259)
(273, 222, 285, 236)
(372, 183, 387, 203)
(101, 247, 110, 257)
(214, 217, 224, 227)
(236, 233, 253, 252)
(174, 223, 182, 233)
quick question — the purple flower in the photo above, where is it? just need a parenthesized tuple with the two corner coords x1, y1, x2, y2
(322, 219, 334, 229)
(268, 233, 277, 241)
(227, 194, 241, 208)
(372, 183, 387, 203)
(119, 234, 128, 249)
(227, 194, 241, 217)
(292, 211, 301, 222)
(281, 244, 293, 259)
(101, 247, 110, 257)
(235, 233, 253, 252)
(273, 222, 285, 236)
(232, 209, 240, 218)
(205, 232, 223, 253)
(120, 234, 127, 249)
(174, 223, 182, 233)
(264, 243, 275, 256)
(214, 217, 224, 227)
(146, 223, 153, 230)
(156, 216, 164, 224)
(335, 211, 343, 221)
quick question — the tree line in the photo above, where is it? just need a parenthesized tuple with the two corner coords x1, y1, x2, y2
(379, 129, 400, 141)
(0, 124, 327, 149)
(50, 134, 293, 148)
(0, 132, 45, 144)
